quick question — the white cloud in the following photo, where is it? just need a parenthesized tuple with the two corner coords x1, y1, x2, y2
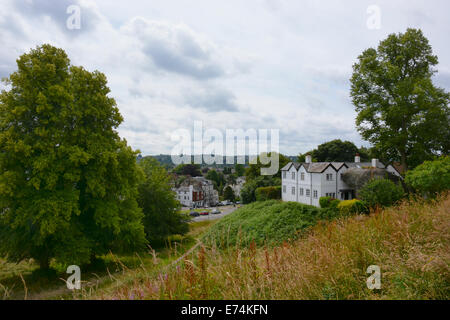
(1, 0, 449, 156)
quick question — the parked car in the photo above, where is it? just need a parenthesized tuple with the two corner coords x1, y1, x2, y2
(199, 211, 209, 216)
(189, 211, 200, 217)
(211, 209, 221, 215)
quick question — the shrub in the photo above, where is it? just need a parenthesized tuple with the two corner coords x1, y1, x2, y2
(337, 199, 368, 215)
(359, 178, 405, 208)
(240, 176, 281, 204)
(255, 186, 281, 201)
(405, 156, 450, 197)
(329, 199, 341, 209)
(319, 196, 332, 208)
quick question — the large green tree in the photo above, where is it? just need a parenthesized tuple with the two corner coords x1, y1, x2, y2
(312, 140, 363, 162)
(245, 152, 290, 180)
(350, 28, 450, 170)
(138, 158, 188, 246)
(223, 186, 235, 202)
(0, 45, 146, 269)
(173, 164, 202, 177)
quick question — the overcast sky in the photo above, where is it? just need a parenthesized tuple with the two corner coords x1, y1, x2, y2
(1, 0, 449, 156)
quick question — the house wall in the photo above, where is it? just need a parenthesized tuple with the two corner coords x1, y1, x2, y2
(318, 166, 339, 204)
(296, 166, 310, 206)
(282, 165, 298, 202)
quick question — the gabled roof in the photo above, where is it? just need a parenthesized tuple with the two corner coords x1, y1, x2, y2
(331, 162, 347, 170)
(283, 162, 337, 173)
(281, 160, 389, 174)
(281, 162, 302, 171)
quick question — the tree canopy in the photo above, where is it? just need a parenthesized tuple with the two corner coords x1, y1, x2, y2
(405, 156, 450, 197)
(223, 186, 235, 202)
(138, 158, 189, 246)
(312, 140, 367, 162)
(0, 44, 146, 269)
(173, 164, 202, 177)
(350, 28, 450, 170)
(245, 152, 290, 180)
(298, 140, 371, 163)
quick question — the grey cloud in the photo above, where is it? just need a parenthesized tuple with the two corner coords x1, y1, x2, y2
(129, 19, 225, 80)
(13, 0, 99, 36)
(143, 43, 223, 79)
(185, 88, 239, 112)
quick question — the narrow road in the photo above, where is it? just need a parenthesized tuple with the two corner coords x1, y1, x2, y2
(190, 205, 239, 222)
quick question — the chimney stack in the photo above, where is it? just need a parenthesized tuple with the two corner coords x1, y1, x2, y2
(355, 153, 361, 163)
(371, 158, 379, 168)
(305, 154, 312, 164)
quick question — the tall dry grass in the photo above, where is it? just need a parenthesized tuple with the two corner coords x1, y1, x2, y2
(97, 194, 450, 300)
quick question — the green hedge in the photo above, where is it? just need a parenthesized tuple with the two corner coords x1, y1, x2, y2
(255, 186, 281, 201)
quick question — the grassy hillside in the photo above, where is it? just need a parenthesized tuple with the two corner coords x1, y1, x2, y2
(202, 200, 333, 248)
(100, 194, 450, 300)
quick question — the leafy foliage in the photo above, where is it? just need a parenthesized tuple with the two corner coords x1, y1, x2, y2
(405, 156, 450, 197)
(319, 196, 332, 208)
(173, 164, 202, 177)
(137, 158, 189, 246)
(255, 186, 281, 201)
(312, 140, 364, 162)
(234, 164, 245, 177)
(245, 152, 290, 180)
(240, 176, 281, 204)
(359, 179, 405, 208)
(350, 28, 450, 170)
(223, 186, 235, 201)
(337, 199, 369, 215)
(0, 45, 146, 269)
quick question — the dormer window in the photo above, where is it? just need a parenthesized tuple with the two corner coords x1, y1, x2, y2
(301, 172, 305, 181)
(283, 171, 286, 179)
(292, 172, 295, 180)
(326, 173, 333, 181)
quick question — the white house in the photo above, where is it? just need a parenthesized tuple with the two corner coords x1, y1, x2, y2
(281, 154, 402, 207)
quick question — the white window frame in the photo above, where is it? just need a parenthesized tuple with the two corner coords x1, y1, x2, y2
(306, 189, 310, 197)
(292, 172, 295, 180)
(301, 172, 305, 181)
(291, 187, 295, 195)
(283, 185, 286, 193)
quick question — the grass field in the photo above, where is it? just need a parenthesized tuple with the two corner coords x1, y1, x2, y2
(202, 200, 336, 248)
(0, 220, 217, 300)
(96, 194, 450, 300)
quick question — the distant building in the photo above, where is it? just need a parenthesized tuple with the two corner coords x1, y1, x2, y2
(281, 154, 402, 207)
(173, 177, 219, 208)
